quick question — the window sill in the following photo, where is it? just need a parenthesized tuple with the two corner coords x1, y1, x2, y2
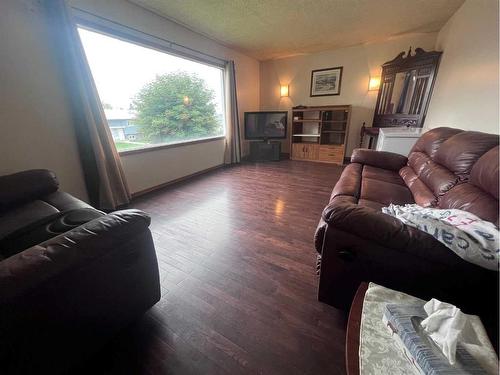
(118, 136, 226, 156)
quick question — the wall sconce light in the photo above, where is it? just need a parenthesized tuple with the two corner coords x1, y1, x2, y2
(368, 76, 381, 91)
(280, 85, 289, 97)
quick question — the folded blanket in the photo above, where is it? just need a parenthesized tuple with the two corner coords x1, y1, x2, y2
(382, 204, 499, 271)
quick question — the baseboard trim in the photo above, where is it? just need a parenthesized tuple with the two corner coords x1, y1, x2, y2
(131, 164, 226, 199)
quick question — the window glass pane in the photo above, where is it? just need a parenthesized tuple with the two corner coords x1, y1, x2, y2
(78, 27, 225, 152)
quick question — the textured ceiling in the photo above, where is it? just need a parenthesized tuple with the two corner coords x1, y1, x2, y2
(128, 0, 464, 60)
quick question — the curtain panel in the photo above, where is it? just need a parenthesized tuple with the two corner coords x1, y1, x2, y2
(44, 0, 130, 210)
(224, 60, 241, 164)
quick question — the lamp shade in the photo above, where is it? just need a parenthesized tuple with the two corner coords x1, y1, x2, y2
(368, 76, 381, 91)
(280, 85, 289, 97)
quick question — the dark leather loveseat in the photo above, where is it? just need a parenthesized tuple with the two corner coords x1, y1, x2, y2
(315, 127, 499, 343)
(0, 169, 161, 374)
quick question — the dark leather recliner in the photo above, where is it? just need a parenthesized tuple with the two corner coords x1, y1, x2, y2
(0, 169, 161, 374)
(315, 127, 499, 344)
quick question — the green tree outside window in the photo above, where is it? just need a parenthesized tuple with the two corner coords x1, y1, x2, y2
(132, 71, 222, 143)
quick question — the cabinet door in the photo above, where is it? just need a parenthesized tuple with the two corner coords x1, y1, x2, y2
(304, 144, 319, 160)
(292, 143, 306, 160)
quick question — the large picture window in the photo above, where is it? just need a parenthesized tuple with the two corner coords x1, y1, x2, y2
(78, 27, 226, 153)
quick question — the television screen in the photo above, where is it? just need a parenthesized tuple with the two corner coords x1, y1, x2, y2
(244, 112, 287, 139)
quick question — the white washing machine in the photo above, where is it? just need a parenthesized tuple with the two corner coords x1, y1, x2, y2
(376, 127, 423, 156)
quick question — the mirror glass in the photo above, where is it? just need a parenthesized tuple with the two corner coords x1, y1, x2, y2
(390, 70, 417, 114)
(379, 69, 429, 115)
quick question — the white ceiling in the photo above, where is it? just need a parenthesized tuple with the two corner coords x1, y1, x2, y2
(128, 0, 464, 61)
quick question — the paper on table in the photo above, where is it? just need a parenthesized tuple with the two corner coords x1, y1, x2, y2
(421, 298, 480, 365)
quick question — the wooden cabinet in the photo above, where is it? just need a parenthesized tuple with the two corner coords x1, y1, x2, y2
(292, 143, 307, 160)
(292, 143, 319, 160)
(305, 144, 319, 160)
(319, 145, 344, 162)
(290, 105, 351, 165)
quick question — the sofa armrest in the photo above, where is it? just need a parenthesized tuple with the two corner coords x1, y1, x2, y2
(0, 209, 151, 303)
(321, 202, 440, 260)
(351, 148, 408, 171)
(0, 169, 59, 212)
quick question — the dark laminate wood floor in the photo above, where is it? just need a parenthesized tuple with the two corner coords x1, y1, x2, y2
(77, 160, 346, 375)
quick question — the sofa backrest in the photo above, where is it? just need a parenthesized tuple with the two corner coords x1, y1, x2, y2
(401, 127, 499, 222)
(439, 146, 499, 225)
(0, 170, 59, 212)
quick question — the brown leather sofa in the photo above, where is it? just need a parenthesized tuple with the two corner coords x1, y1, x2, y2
(0, 169, 161, 374)
(315, 127, 498, 343)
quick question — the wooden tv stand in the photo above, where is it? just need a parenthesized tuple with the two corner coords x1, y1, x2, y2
(290, 105, 351, 165)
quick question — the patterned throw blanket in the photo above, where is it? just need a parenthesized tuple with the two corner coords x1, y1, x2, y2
(382, 204, 499, 271)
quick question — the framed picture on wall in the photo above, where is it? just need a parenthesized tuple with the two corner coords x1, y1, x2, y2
(310, 67, 343, 97)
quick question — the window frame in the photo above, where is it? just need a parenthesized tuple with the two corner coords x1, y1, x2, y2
(74, 9, 228, 155)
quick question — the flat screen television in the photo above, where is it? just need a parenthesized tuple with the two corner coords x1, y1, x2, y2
(244, 111, 287, 140)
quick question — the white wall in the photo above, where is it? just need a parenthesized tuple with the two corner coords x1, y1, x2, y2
(259, 33, 437, 156)
(120, 140, 225, 193)
(425, 0, 499, 134)
(1, 0, 259, 198)
(0, 0, 88, 200)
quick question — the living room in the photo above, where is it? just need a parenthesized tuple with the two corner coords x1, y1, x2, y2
(0, 0, 498, 374)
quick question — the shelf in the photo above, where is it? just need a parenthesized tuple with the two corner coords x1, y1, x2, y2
(291, 105, 351, 165)
(292, 106, 351, 111)
(293, 119, 347, 123)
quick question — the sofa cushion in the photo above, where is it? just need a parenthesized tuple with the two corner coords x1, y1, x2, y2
(399, 166, 436, 207)
(408, 151, 431, 175)
(333, 163, 413, 206)
(411, 127, 462, 159)
(0, 201, 60, 239)
(406, 130, 459, 200)
(469, 146, 499, 200)
(418, 161, 458, 197)
(439, 184, 499, 226)
(43, 191, 94, 212)
(433, 131, 499, 181)
(360, 177, 414, 206)
(0, 187, 102, 257)
(404, 128, 499, 206)
(0, 191, 96, 239)
(439, 146, 499, 225)
(362, 166, 406, 186)
(351, 149, 407, 171)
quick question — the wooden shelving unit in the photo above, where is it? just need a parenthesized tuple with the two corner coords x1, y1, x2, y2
(290, 105, 351, 165)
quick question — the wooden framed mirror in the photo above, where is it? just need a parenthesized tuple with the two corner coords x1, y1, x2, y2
(360, 47, 442, 147)
(373, 47, 442, 128)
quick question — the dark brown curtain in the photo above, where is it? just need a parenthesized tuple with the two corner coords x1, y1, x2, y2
(44, 0, 130, 210)
(224, 61, 241, 164)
